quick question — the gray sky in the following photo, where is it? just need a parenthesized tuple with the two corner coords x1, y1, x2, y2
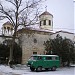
(0, 0, 74, 33)
(42, 0, 74, 33)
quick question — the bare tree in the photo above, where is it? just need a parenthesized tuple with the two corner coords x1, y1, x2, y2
(0, 0, 45, 65)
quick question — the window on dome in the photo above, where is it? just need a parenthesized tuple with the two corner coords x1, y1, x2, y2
(40, 21, 41, 26)
(43, 20, 46, 25)
(49, 20, 51, 25)
(7, 27, 10, 31)
(4, 27, 6, 30)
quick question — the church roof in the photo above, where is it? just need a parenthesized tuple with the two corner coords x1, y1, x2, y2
(3, 21, 13, 26)
(39, 11, 53, 17)
(18, 27, 54, 35)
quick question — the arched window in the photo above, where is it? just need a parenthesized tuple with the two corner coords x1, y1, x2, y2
(7, 27, 10, 32)
(40, 21, 41, 26)
(49, 20, 51, 25)
(4, 27, 6, 30)
(33, 38, 37, 43)
(43, 20, 46, 25)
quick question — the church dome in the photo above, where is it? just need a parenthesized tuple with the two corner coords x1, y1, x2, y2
(39, 11, 53, 30)
(2, 21, 13, 36)
(39, 11, 53, 17)
(3, 21, 13, 26)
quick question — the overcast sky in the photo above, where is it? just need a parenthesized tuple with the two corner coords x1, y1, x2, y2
(42, 0, 74, 33)
(0, 0, 74, 33)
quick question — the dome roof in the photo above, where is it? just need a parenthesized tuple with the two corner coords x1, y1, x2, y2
(39, 11, 53, 17)
(3, 21, 13, 26)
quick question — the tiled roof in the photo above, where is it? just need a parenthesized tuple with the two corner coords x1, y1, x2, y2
(3, 21, 13, 26)
(39, 11, 53, 17)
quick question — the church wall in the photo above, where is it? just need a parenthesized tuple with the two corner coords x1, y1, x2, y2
(18, 30, 51, 64)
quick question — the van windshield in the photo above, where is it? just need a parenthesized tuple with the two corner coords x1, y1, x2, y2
(29, 56, 37, 60)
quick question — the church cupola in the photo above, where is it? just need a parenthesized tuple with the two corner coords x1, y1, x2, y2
(2, 21, 13, 36)
(39, 11, 53, 30)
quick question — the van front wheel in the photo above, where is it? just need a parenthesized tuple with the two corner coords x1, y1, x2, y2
(36, 66, 42, 72)
(30, 67, 35, 71)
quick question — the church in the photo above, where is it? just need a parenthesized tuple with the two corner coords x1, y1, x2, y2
(0, 11, 74, 64)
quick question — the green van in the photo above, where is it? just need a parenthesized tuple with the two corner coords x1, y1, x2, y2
(27, 55, 60, 72)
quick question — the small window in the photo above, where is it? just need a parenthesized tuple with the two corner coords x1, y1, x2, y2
(52, 57, 56, 60)
(40, 21, 41, 26)
(37, 56, 42, 60)
(46, 57, 52, 60)
(7, 27, 10, 31)
(55, 57, 58, 60)
(29, 56, 37, 60)
(4, 27, 6, 30)
(43, 20, 46, 25)
(33, 52, 37, 55)
(33, 38, 37, 43)
(49, 20, 51, 25)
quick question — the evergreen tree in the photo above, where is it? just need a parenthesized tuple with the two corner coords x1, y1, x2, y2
(0, 41, 22, 64)
(44, 34, 75, 66)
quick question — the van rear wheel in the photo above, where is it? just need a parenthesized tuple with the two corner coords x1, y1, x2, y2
(36, 66, 42, 72)
(51, 66, 56, 71)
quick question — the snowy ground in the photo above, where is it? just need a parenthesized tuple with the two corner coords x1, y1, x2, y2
(0, 64, 75, 75)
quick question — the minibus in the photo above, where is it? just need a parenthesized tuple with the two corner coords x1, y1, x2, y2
(27, 55, 60, 71)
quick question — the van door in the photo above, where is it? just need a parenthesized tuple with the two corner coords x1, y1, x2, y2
(44, 57, 52, 68)
(36, 56, 43, 67)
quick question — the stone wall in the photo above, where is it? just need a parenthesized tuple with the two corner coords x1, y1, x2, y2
(18, 29, 51, 64)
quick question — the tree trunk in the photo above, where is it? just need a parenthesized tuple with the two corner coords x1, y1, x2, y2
(9, 34, 16, 67)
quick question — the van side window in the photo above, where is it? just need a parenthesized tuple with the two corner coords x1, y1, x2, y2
(55, 57, 58, 60)
(37, 56, 42, 60)
(46, 57, 52, 60)
(52, 57, 56, 60)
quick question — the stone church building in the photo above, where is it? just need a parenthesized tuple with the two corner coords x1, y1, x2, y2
(17, 11, 74, 64)
(0, 11, 74, 64)
(17, 11, 54, 64)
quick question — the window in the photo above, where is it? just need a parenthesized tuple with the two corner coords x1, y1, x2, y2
(33, 52, 37, 55)
(52, 57, 56, 60)
(7, 27, 10, 31)
(29, 56, 37, 60)
(55, 57, 59, 60)
(33, 38, 37, 43)
(37, 56, 42, 60)
(46, 57, 52, 60)
(49, 20, 51, 25)
(40, 21, 41, 26)
(4, 27, 6, 30)
(43, 20, 46, 25)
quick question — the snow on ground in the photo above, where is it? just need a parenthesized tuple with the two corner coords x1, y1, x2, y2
(0, 64, 75, 75)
